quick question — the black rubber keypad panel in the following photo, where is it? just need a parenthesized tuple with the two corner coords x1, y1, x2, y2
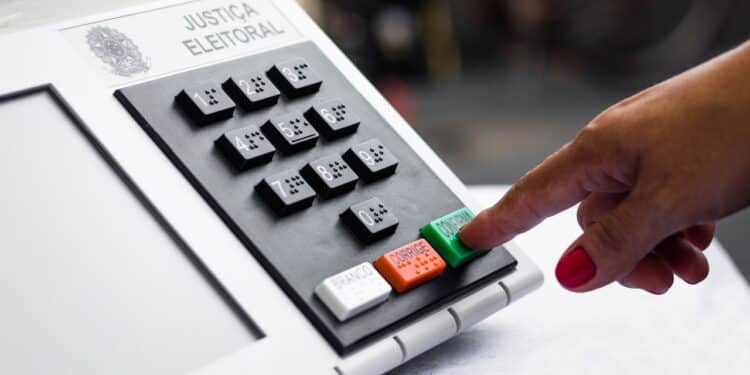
(115, 42, 517, 353)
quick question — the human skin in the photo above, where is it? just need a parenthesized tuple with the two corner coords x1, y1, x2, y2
(459, 41, 750, 294)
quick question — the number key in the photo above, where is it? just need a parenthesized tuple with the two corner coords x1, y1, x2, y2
(255, 169, 316, 216)
(340, 197, 398, 243)
(261, 113, 319, 154)
(343, 138, 398, 182)
(175, 82, 235, 126)
(222, 72, 280, 111)
(304, 99, 360, 139)
(266, 58, 322, 98)
(215, 124, 275, 170)
(300, 154, 358, 199)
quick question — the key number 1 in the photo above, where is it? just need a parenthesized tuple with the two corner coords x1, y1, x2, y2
(192, 92, 208, 106)
(271, 180, 287, 198)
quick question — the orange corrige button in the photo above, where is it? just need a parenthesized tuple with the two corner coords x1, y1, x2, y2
(373, 239, 447, 293)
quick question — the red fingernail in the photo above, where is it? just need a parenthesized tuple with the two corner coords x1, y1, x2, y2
(556, 246, 596, 289)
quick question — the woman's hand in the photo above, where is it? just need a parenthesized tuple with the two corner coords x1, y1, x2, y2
(459, 42, 750, 294)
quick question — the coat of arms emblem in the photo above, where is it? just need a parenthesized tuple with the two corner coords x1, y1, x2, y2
(86, 26, 150, 77)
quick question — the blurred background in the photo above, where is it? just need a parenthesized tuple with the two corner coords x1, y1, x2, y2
(1, 0, 749, 279)
(298, 0, 750, 280)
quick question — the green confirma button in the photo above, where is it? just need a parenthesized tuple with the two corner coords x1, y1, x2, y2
(420, 208, 489, 268)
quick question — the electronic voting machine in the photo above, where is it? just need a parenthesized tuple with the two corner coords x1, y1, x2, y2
(0, 1, 542, 373)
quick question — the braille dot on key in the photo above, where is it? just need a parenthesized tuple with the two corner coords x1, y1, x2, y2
(211, 89, 216, 93)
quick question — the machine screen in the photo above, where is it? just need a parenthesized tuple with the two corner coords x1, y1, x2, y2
(0, 90, 259, 374)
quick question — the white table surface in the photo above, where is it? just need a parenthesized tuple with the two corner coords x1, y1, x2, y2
(393, 185, 750, 375)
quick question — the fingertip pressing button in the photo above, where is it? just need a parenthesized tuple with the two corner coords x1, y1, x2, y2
(420, 208, 489, 268)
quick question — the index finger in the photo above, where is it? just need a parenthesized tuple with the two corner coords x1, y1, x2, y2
(459, 142, 591, 250)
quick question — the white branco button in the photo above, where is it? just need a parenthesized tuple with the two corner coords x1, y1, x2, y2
(315, 262, 392, 321)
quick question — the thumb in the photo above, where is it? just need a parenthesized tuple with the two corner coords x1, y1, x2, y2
(556, 192, 677, 292)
